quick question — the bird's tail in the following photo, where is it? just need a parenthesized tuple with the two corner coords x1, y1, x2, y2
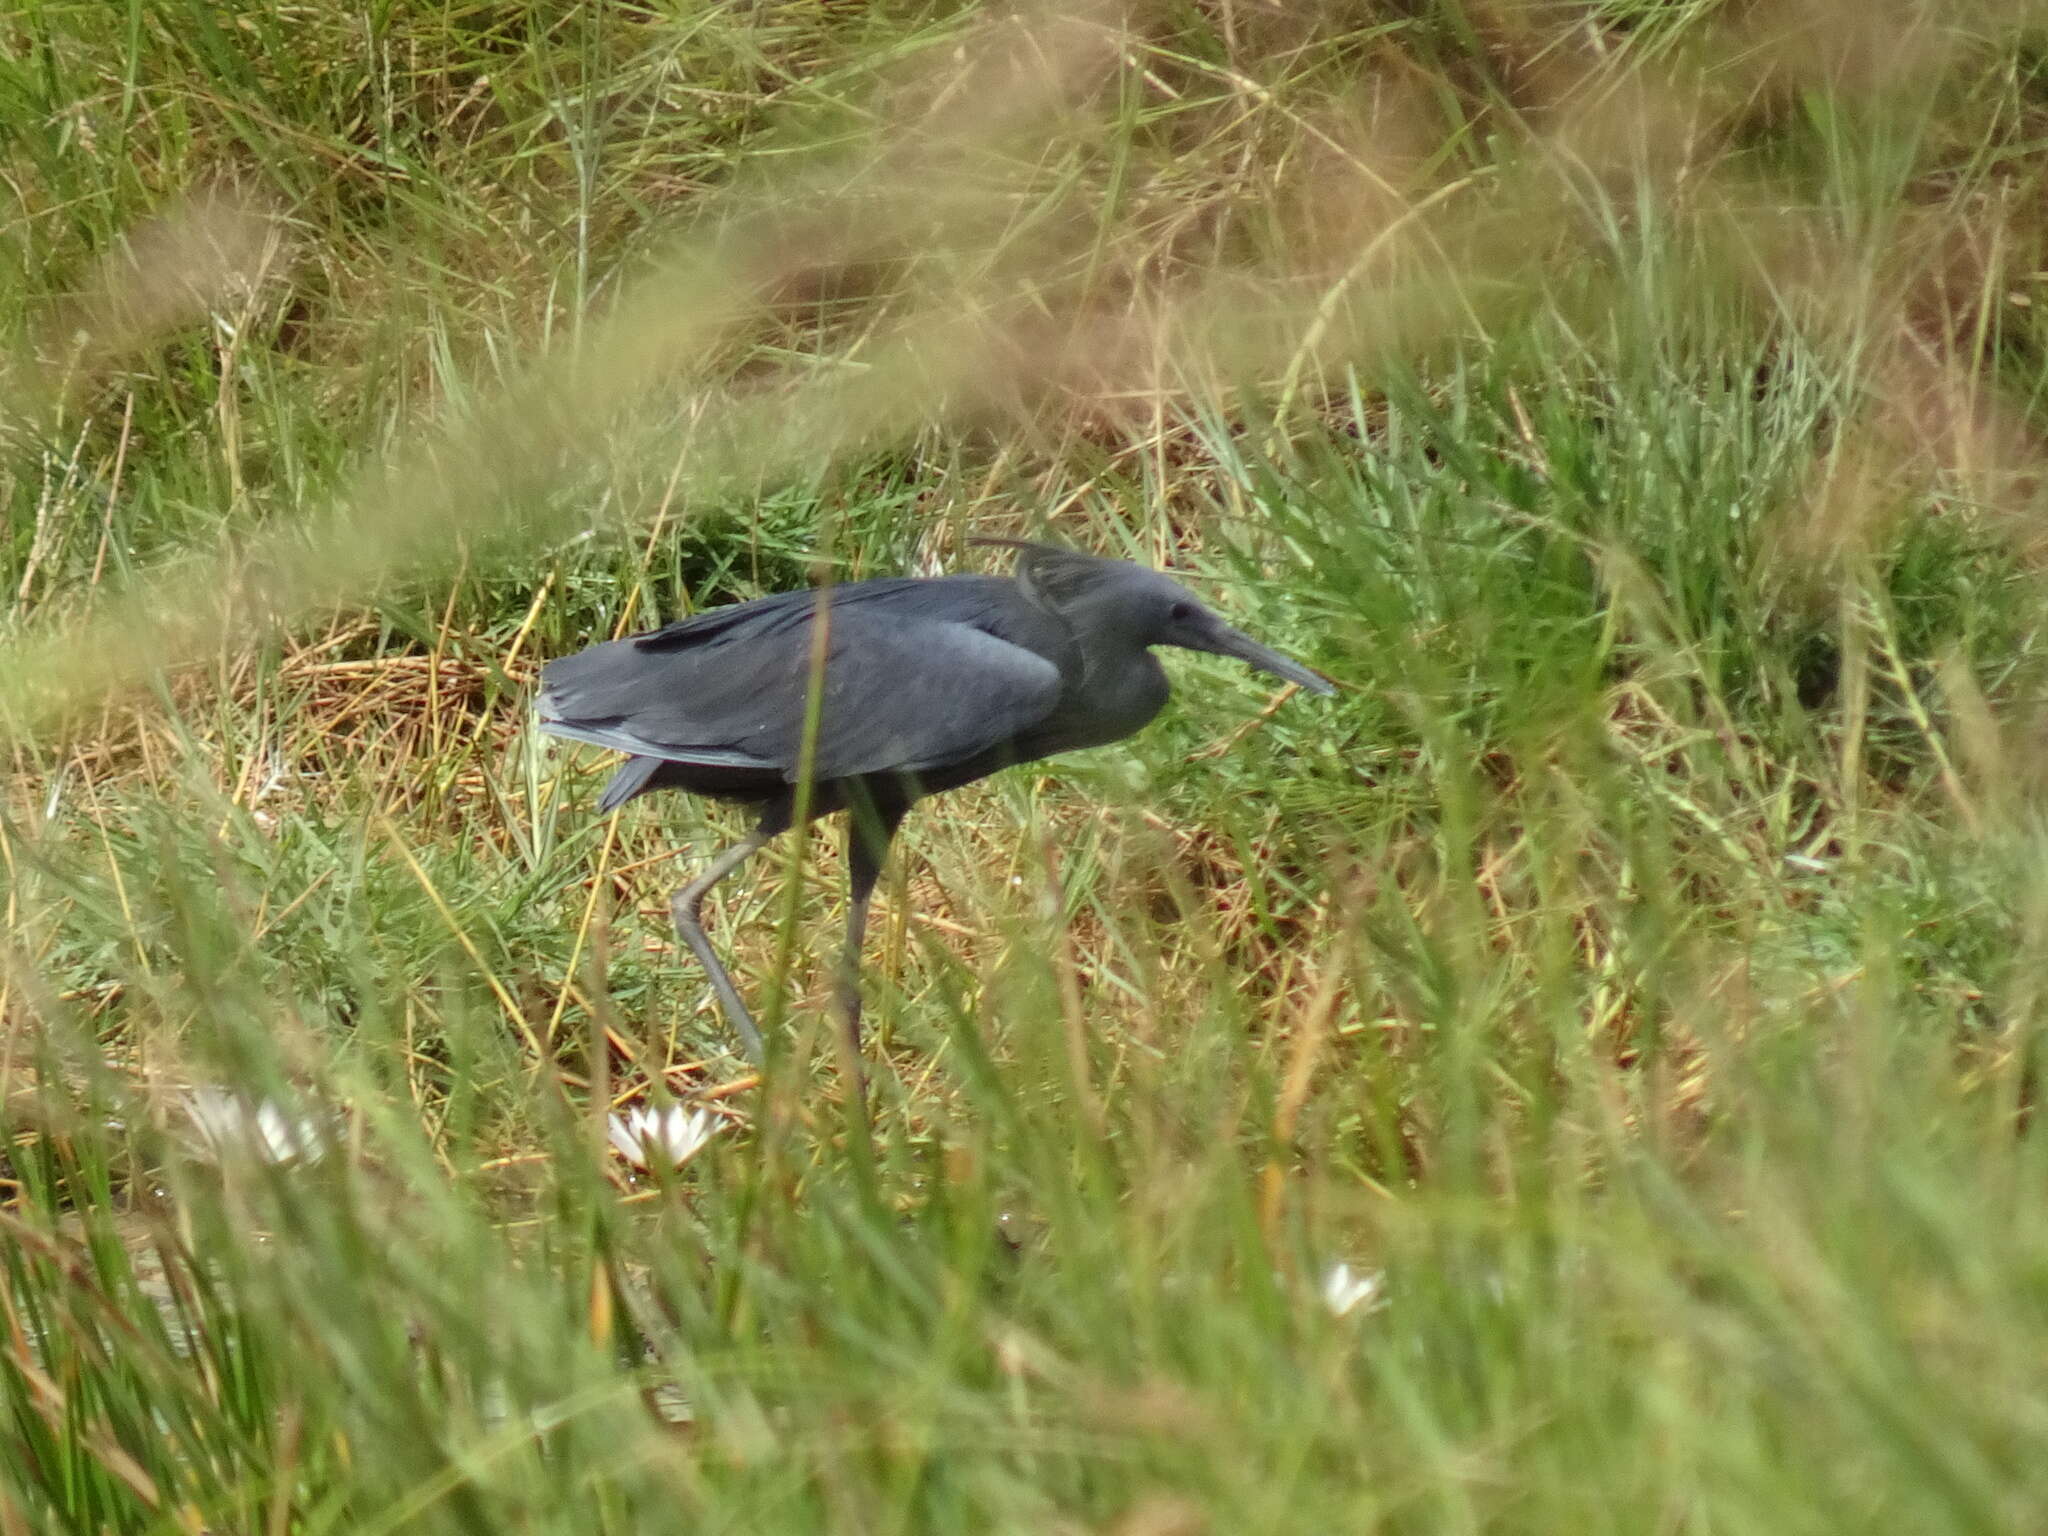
(596, 756, 666, 814)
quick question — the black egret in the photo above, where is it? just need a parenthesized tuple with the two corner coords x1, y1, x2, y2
(538, 540, 1333, 1074)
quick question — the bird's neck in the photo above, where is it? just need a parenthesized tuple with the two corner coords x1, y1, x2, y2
(1066, 635, 1169, 747)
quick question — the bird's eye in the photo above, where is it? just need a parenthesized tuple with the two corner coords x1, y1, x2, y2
(1169, 601, 1195, 623)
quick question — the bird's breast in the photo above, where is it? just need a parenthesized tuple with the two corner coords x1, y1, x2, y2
(1021, 650, 1169, 759)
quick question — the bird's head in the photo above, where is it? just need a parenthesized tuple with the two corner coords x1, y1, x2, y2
(979, 540, 1335, 695)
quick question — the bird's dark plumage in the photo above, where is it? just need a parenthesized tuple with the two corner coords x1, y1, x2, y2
(537, 542, 1332, 1083)
(540, 575, 1073, 808)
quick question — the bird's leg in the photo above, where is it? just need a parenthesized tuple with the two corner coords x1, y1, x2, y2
(669, 822, 779, 1065)
(836, 784, 910, 1087)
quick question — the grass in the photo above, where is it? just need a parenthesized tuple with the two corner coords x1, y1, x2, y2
(6, 0, 2048, 1529)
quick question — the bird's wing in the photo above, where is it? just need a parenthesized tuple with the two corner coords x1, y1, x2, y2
(538, 605, 1066, 783)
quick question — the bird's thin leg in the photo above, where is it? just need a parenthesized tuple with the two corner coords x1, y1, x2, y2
(836, 785, 911, 1082)
(669, 824, 777, 1065)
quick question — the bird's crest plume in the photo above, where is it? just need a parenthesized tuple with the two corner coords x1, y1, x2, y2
(971, 537, 1124, 612)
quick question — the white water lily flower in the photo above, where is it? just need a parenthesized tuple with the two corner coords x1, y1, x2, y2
(1321, 1262, 1385, 1318)
(184, 1088, 329, 1166)
(606, 1105, 718, 1171)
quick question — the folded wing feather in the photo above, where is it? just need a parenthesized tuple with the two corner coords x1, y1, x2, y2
(539, 605, 1065, 783)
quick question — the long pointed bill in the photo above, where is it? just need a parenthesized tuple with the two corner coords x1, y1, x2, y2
(1192, 621, 1335, 695)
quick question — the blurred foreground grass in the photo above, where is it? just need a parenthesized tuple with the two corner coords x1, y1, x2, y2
(5, 1, 2048, 1530)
